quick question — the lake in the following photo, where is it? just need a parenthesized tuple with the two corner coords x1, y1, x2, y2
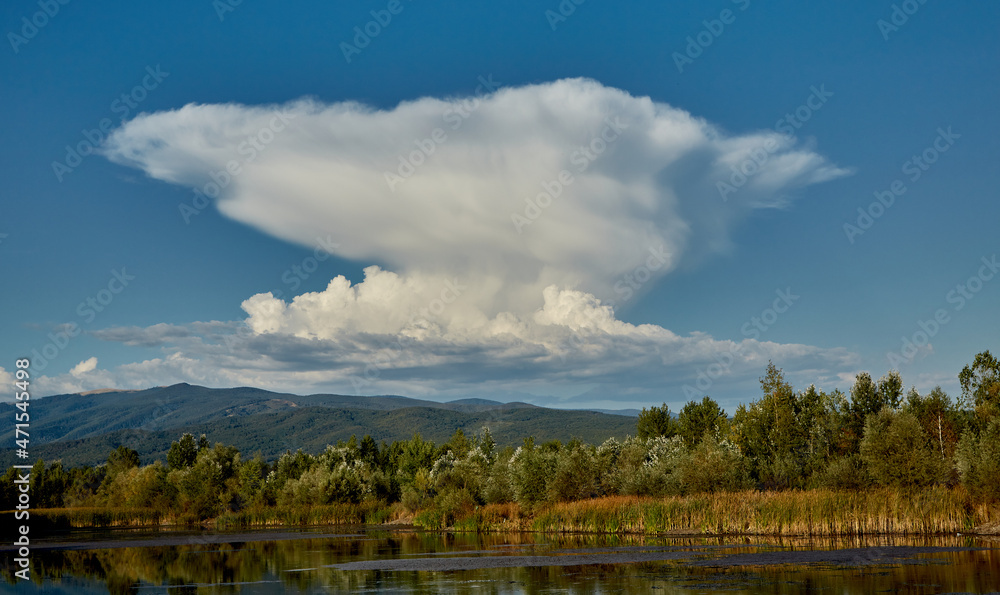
(3, 527, 999, 593)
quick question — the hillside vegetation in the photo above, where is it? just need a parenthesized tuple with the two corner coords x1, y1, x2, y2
(6, 351, 998, 536)
(0, 385, 636, 467)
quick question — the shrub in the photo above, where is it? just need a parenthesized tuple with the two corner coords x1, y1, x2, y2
(548, 442, 599, 502)
(859, 408, 941, 488)
(676, 434, 750, 494)
(510, 441, 557, 507)
(955, 418, 1000, 501)
(816, 455, 869, 490)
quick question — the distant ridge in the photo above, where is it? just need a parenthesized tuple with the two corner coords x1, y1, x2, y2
(0, 384, 638, 467)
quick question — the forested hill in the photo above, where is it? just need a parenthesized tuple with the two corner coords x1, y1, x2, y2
(0, 384, 638, 467)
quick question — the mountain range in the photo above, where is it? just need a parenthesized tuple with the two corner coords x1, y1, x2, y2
(1, 384, 640, 467)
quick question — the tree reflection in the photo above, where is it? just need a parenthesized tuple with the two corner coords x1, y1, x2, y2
(2, 531, 997, 594)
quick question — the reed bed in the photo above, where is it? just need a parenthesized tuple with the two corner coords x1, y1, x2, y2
(16, 488, 996, 536)
(520, 488, 994, 536)
(22, 507, 165, 528)
(215, 501, 393, 529)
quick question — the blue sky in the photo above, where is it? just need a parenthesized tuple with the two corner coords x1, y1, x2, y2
(1, 0, 997, 411)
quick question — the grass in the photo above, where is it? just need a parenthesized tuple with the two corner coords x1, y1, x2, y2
(215, 501, 394, 529)
(14, 487, 996, 536)
(7, 501, 397, 531)
(430, 487, 995, 536)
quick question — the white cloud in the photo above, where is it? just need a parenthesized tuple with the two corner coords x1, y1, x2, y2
(85, 79, 860, 408)
(104, 78, 849, 312)
(70, 357, 99, 377)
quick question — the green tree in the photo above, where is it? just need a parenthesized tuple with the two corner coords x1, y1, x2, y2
(443, 429, 471, 459)
(359, 434, 381, 468)
(636, 403, 679, 439)
(847, 371, 899, 452)
(510, 437, 557, 507)
(237, 454, 267, 508)
(955, 417, 1000, 501)
(167, 433, 199, 470)
(677, 396, 727, 447)
(959, 350, 1000, 420)
(478, 427, 497, 464)
(548, 439, 599, 501)
(877, 370, 904, 409)
(859, 408, 941, 488)
(394, 434, 436, 485)
(106, 445, 140, 475)
(904, 386, 962, 461)
(676, 434, 750, 494)
(731, 363, 810, 487)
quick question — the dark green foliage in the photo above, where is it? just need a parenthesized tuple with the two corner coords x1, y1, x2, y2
(167, 433, 198, 470)
(844, 371, 903, 454)
(636, 403, 678, 439)
(10, 352, 1000, 524)
(955, 417, 1000, 500)
(548, 439, 599, 502)
(1, 401, 638, 469)
(904, 386, 964, 462)
(732, 364, 811, 487)
(677, 434, 751, 494)
(677, 396, 728, 447)
(859, 409, 941, 488)
(107, 445, 140, 473)
(511, 438, 557, 507)
(959, 350, 1000, 419)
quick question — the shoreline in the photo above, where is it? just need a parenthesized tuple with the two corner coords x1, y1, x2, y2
(6, 488, 999, 538)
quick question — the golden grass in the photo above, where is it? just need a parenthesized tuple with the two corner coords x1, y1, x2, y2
(18, 488, 996, 536)
(25, 507, 165, 528)
(488, 488, 995, 536)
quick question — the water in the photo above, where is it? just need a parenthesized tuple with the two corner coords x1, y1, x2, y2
(3, 527, 999, 593)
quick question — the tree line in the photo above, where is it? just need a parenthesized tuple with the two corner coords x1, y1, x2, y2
(4, 351, 998, 525)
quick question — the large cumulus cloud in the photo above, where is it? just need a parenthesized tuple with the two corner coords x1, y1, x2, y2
(68, 78, 858, 407)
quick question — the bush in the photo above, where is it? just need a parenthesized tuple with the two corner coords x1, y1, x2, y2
(817, 455, 869, 490)
(548, 442, 599, 502)
(859, 408, 941, 488)
(510, 441, 557, 507)
(676, 434, 750, 494)
(482, 450, 515, 504)
(955, 418, 1000, 501)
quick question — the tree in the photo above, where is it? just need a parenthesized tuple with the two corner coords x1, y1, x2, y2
(847, 372, 882, 451)
(678, 397, 727, 447)
(479, 427, 497, 464)
(107, 445, 140, 474)
(859, 408, 940, 488)
(636, 403, 678, 439)
(877, 370, 904, 410)
(394, 434, 436, 483)
(731, 363, 811, 487)
(955, 417, 1000, 501)
(904, 386, 962, 460)
(443, 429, 471, 459)
(359, 434, 380, 468)
(959, 350, 1000, 419)
(167, 433, 198, 470)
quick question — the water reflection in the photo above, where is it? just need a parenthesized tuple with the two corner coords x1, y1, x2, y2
(1, 528, 997, 594)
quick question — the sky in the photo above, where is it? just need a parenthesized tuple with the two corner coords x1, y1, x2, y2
(1, 0, 998, 412)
